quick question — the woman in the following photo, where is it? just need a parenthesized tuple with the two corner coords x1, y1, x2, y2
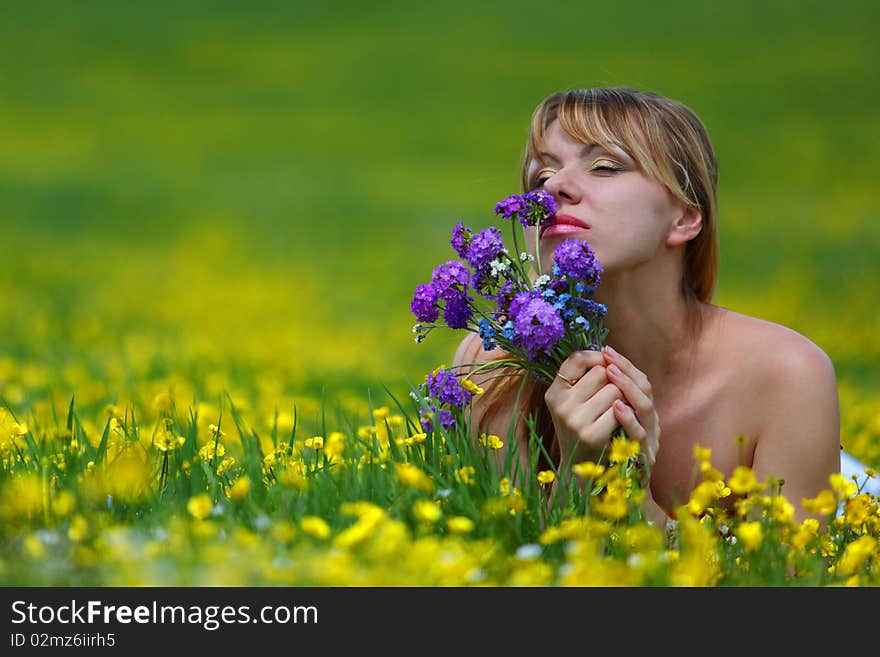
(453, 87, 845, 524)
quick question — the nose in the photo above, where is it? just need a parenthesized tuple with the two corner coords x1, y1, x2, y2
(542, 167, 580, 205)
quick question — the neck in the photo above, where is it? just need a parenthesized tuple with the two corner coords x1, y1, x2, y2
(594, 263, 703, 387)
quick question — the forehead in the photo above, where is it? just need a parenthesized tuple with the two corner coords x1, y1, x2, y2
(536, 120, 632, 161)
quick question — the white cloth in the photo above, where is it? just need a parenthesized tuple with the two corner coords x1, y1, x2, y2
(841, 450, 880, 497)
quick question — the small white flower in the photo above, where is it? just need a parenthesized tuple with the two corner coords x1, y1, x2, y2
(534, 274, 551, 288)
(515, 543, 543, 560)
(520, 252, 535, 262)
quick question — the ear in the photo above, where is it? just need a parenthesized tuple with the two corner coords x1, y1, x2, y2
(666, 205, 702, 247)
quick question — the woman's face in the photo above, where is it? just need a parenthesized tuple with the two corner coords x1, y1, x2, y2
(526, 120, 686, 276)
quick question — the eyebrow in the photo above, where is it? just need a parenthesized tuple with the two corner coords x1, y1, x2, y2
(538, 144, 622, 162)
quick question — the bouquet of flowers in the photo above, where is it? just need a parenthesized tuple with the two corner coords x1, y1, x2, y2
(410, 190, 609, 431)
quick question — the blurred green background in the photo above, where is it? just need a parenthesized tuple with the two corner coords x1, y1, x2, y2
(1, 0, 878, 427)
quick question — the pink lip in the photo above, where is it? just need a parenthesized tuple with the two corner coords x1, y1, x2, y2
(540, 213, 590, 238)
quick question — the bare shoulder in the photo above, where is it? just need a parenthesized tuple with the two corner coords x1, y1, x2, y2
(714, 308, 836, 385)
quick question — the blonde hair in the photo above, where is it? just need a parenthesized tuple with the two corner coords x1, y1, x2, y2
(522, 87, 719, 305)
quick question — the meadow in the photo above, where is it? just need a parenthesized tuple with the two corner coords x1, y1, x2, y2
(1, 1, 878, 585)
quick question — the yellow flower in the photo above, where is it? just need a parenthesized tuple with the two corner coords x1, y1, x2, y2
(829, 473, 857, 499)
(693, 445, 712, 463)
(700, 463, 724, 482)
(609, 437, 640, 464)
(198, 441, 226, 462)
(727, 466, 762, 496)
(155, 432, 185, 452)
(479, 433, 504, 449)
(572, 461, 605, 480)
(152, 392, 173, 413)
(802, 490, 838, 516)
(843, 494, 877, 530)
(769, 495, 795, 524)
(537, 470, 556, 485)
(372, 406, 390, 421)
(395, 463, 435, 493)
(413, 500, 442, 524)
(305, 436, 324, 450)
(300, 516, 331, 539)
(460, 378, 484, 395)
(325, 432, 345, 458)
(208, 423, 225, 438)
(455, 466, 476, 486)
(837, 536, 877, 576)
(52, 490, 76, 517)
(404, 432, 427, 445)
(591, 490, 628, 521)
(687, 481, 719, 515)
(499, 477, 511, 496)
(186, 494, 213, 520)
(67, 515, 89, 542)
(227, 475, 251, 501)
(447, 516, 475, 534)
(735, 521, 763, 552)
(791, 518, 820, 551)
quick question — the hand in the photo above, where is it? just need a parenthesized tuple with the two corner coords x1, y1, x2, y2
(601, 346, 660, 470)
(544, 349, 624, 468)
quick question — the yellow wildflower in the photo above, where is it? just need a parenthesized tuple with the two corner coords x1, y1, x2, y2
(572, 461, 605, 480)
(300, 516, 331, 539)
(829, 473, 858, 499)
(305, 436, 324, 450)
(693, 445, 712, 463)
(460, 378, 484, 395)
(198, 441, 225, 462)
(837, 536, 877, 576)
(802, 489, 838, 516)
(447, 516, 475, 534)
(227, 475, 251, 501)
(186, 494, 213, 520)
(372, 406, 390, 421)
(727, 466, 762, 496)
(395, 463, 435, 493)
(736, 521, 763, 552)
(479, 433, 504, 449)
(537, 470, 556, 485)
(413, 499, 442, 524)
(404, 432, 427, 446)
(67, 515, 89, 542)
(455, 466, 476, 486)
(609, 437, 640, 464)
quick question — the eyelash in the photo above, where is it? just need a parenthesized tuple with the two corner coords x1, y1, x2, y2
(532, 165, 620, 189)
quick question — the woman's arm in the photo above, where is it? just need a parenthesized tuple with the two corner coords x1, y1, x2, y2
(750, 332, 840, 524)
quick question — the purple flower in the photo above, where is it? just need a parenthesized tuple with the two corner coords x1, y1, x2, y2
(522, 190, 557, 227)
(411, 283, 440, 323)
(437, 409, 456, 429)
(466, 226, 504, 271)
(443, 290, 472, 329)
(553, 239, 602, 287)
(431, 260, 471, 300)
(494, 280, 516, 314)
(451, 222, 472, 259)
(508, 290, 543, 320)
(512, 298, 565, 359)
(426, 368, 472, 407)
(494, 194, 527, 221)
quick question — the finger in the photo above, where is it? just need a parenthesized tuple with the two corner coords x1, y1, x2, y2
(557, 349, 605, 384)
(613, 400, 647, 444)
(603, 346, 652, 398)
(605, 363, 653, 421)
(580, 404, 619, 451)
